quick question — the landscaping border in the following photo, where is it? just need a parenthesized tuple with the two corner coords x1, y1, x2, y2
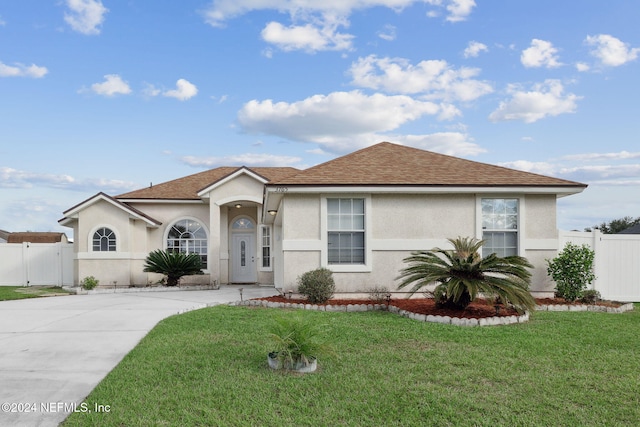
(233, 299, 529, 326)
(535, 302, 634, 313)
(235, 299, 635, 326)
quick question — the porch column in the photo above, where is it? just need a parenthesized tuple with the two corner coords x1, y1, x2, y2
(210, 203, 221, 286)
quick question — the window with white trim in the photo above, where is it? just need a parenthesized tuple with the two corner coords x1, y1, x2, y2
(481, 198, 518, 257)
(167, 219, 208, 269)
(92, 227, 116, 252)
(261, 225, 272, 269)
(327, 198, 365, 264)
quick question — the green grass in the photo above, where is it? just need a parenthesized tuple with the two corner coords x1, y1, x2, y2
(0, 285, 71, 301)
(63, 305, 640, 427)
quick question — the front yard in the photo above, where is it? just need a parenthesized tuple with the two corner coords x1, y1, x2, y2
(62, 304, 639, 426)
(0, 286, 71, 301)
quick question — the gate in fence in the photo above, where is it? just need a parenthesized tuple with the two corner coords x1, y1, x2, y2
(0, 242, 74, 286)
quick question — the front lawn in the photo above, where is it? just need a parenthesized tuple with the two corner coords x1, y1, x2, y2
(0, 286, 71, 301)
(63, 305, 640, 426)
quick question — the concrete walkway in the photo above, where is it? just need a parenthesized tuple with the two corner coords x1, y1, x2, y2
(0, 285, 278, 427)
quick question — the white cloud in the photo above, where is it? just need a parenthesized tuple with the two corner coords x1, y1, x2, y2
(489, 80, 581, 123)
(238, 90, 440, 142)
(236, 90, 485, 155)
(561, 151, 640, 162)
(0, 61, 48, 78)
(463, 41, 488, 58)
(393, 132, 484, 156)
(261, 17, 354, 52)
(521, 39, 562, 68)
(163, 79, 198, 101)
(204, 1, 427, 27)
(90, 74, 132, 96)
(497, 160, 558, 176)
(377, 24, 397, 41)
(443, 0, 476, 22)
(0, 16, 6, 26)
(585, 34, 640, 67)
(500, 150, 640, 187)
(575, 62, 590, 72)
(348, 55, 493, 102)
(0, 167, 135, 192)
(64, 0, 108, 35)
(202, 0, 475, 53)
(142, 83, 161, 97)
(181, 153, 303, 168)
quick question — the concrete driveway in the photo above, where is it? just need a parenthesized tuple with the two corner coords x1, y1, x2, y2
(0, 285, 278, 427)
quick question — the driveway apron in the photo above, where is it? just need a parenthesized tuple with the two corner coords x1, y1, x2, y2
(0, 286, 278, 427)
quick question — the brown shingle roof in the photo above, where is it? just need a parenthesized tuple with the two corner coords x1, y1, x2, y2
(117, 167, 300, 200)
(270, 142, 587, 187)
(8, 232, 68, 243)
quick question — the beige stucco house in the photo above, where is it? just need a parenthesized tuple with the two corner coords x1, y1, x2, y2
(59, 142, 586, 294)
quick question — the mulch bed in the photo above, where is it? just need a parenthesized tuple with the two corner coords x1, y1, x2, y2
(256, 296, 625, 319)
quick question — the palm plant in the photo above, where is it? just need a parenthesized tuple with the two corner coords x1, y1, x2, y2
(268, 315, 329, 370)
(143, 249, 204, 286)
(397, 237, 536, 313)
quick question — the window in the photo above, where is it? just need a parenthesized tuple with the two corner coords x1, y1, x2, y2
(327, 198, 365, 264)
(167, 219, 208, 269)
(481, 198, 518, 257)
(232, 218, 254, 230)
(261, 226, 271, 269)
(92, 227, 116, 252)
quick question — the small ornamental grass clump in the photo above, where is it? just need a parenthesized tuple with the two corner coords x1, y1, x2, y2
(547, 243, 596, 302)
(268, 315, 328, 370)
(297, 268, 335, 304)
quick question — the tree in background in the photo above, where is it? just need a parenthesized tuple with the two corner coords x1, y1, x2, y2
(585, 216, 640, 234)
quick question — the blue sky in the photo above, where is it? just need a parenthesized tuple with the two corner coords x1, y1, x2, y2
(1, 0, 639, 236)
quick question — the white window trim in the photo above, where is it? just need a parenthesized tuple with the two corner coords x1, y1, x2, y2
(259, 224, 273, 272)
(475, 195, 525, 257)
(88, 224, 119, 253)
(164, 217, 210, 273)
(320, 194, 372, 273)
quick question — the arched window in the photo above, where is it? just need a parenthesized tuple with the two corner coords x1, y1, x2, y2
(93, 227, 116, 252)
(167, 219, 208, 269)
(232, 217, 255, 230)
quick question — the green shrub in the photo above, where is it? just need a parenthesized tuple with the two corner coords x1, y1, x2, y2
(297, 268, 335, 304)
(367, 285, 390, 303)
(81, 276, 99, 290)
(579, 289, 601, 304)
(547, 243, 596, 302)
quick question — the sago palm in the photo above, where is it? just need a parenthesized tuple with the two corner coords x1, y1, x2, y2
(396, 237, 536, 313)
(143, 249, 204, 286)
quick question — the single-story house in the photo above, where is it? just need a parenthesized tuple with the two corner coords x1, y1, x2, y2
(6, 232, 69, 244)
(59, 142, 587, 294)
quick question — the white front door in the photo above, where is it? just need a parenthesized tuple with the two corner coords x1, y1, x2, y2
(231, 233, 257, 283)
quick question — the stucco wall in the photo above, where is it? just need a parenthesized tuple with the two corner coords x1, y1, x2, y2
(372, 194, 475, 239)
(276, 192, 560, 294)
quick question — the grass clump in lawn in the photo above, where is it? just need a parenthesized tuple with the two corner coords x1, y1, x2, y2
(62, 305, 640, 427)
(0, 286, 71, 301)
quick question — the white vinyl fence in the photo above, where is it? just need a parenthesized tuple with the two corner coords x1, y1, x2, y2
(0, 242, 74, 287)
(559, 230, 640, 302)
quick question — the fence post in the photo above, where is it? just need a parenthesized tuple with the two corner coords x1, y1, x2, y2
(592, 229, 601, 293)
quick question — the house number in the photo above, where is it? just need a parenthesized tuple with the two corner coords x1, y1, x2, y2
(275, 187, 289, 193)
